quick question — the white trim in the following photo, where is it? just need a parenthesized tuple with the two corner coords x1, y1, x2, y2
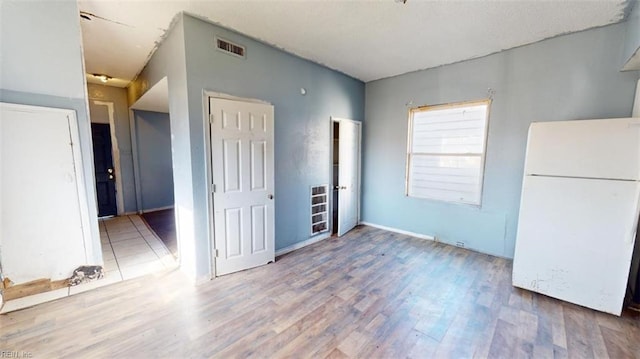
(0, 102, 97, 264)
(329, 119, 336, 234)
(330, 117, 362, 235)
(275, 233, 332, 257)
(203, 90, 272, 279)
(92, 100, 125, 215)
(632, 78, 639, 117)
(205, 92, 275, 279)
(359, 221, 513, 260)
(140, 205, 174, 214)
(129, 108, 143, 213)
(405, 99, 491, 207)
(358, 221, 435, 241)
(203, 91, 216, 279)
(204, 91, 270, 105)
(67, 109, 94, 263)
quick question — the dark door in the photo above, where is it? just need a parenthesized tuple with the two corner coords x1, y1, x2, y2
(91, 123, 117, 217)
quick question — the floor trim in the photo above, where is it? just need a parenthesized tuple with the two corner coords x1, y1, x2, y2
(275, 232, 332, 257)
(140, 206, 175, 214)
(359, 221, 435, 241)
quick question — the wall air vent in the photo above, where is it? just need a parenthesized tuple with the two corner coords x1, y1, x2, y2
(216, 37, 246, 58)
(310, 185, 329, 235)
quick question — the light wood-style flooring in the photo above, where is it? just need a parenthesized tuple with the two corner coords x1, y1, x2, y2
(1, 225, 639, 358)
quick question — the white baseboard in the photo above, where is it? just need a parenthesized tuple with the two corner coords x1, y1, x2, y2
(359, 221, 435, 241)
(140, 205, 175, 214)
(275, 232, 332, 257)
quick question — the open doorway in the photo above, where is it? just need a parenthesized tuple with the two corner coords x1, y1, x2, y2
(332, 121, 340, 235)
(85, 81, 177, 284)
(88, 98, 125, 217)
(130, 78, 179, 260)
(331, 117, 362, 237)
(91, 123, 117, 217)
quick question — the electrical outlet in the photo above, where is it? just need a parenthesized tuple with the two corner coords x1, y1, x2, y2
(456, 241, 465, 248)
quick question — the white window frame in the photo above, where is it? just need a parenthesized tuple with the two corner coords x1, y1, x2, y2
(405, 99, 491, 206)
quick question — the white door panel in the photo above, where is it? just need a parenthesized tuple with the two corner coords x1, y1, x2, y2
(512, 175, 640, 315)
(525, 118, 640, 180)
(337, 119, 361, 236)
(210, 98, 274, 276)
(1, 103, 89, 283)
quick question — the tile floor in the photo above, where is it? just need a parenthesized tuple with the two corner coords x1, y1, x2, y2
(1, 215, 177, 313)
(99, 215, 177, 282)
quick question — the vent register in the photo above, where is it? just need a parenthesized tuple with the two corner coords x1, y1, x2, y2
(311, 185, 329, 235)
(216, 37, 246, 58)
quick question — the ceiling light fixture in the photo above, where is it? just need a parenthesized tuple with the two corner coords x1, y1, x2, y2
(92, 74, 112, 83)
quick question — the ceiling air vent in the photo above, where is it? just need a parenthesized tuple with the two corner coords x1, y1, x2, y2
(216, 37, 245, 58)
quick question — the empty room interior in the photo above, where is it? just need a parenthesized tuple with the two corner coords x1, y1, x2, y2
(2, 0, 640, 357)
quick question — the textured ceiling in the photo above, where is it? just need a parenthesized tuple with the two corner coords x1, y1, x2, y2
(79, 0, 630, 87)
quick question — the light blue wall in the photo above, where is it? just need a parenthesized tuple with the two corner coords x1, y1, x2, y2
(0, 0, 86, 99)
(0, 0, 101, 264)
(129, 13, 364, 280)
(623, 0, 640, 69)
(182, 14, 364, 255)
(133, 110, 175, 211)
(128, 15, 200, 279)
(362, 23, 640, 259)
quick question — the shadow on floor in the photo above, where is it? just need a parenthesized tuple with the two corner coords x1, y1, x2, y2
(141, 208, 178, 259)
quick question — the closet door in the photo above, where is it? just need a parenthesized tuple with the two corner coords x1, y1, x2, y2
(1, 103, 90, 284)
(337, 118, 361, 236)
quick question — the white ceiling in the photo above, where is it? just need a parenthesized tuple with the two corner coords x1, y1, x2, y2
(79, 0, 631, 87)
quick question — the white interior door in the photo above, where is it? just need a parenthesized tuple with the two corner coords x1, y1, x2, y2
(0, 103, 90, 283)
(337, 118, 361, 236)
(210, 97, 274, 276)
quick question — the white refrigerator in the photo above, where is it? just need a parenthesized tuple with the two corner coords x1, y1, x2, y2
(512, 117, 640, 315)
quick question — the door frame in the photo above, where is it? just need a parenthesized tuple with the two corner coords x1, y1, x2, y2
(329, 117, 362, 235)
(90, 122, 118, 217)
(0, 102, 96, 264)
(90, 100, 125, 215)
(203, 91, 273, 279)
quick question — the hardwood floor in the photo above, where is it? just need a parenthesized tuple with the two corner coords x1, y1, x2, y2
(1, 225, 639, 358)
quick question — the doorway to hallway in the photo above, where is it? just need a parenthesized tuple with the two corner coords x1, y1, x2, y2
(91, 123, 117, 217)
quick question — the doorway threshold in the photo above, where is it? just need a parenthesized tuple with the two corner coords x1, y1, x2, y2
(1, 215, 177, 313)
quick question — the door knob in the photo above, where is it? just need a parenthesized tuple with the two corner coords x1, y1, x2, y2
(109, 175, 114, 180)
(107, 168, 113, 174)
(268, 194, 274, 200)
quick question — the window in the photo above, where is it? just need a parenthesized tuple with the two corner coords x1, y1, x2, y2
(406, 100, 490, 205)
